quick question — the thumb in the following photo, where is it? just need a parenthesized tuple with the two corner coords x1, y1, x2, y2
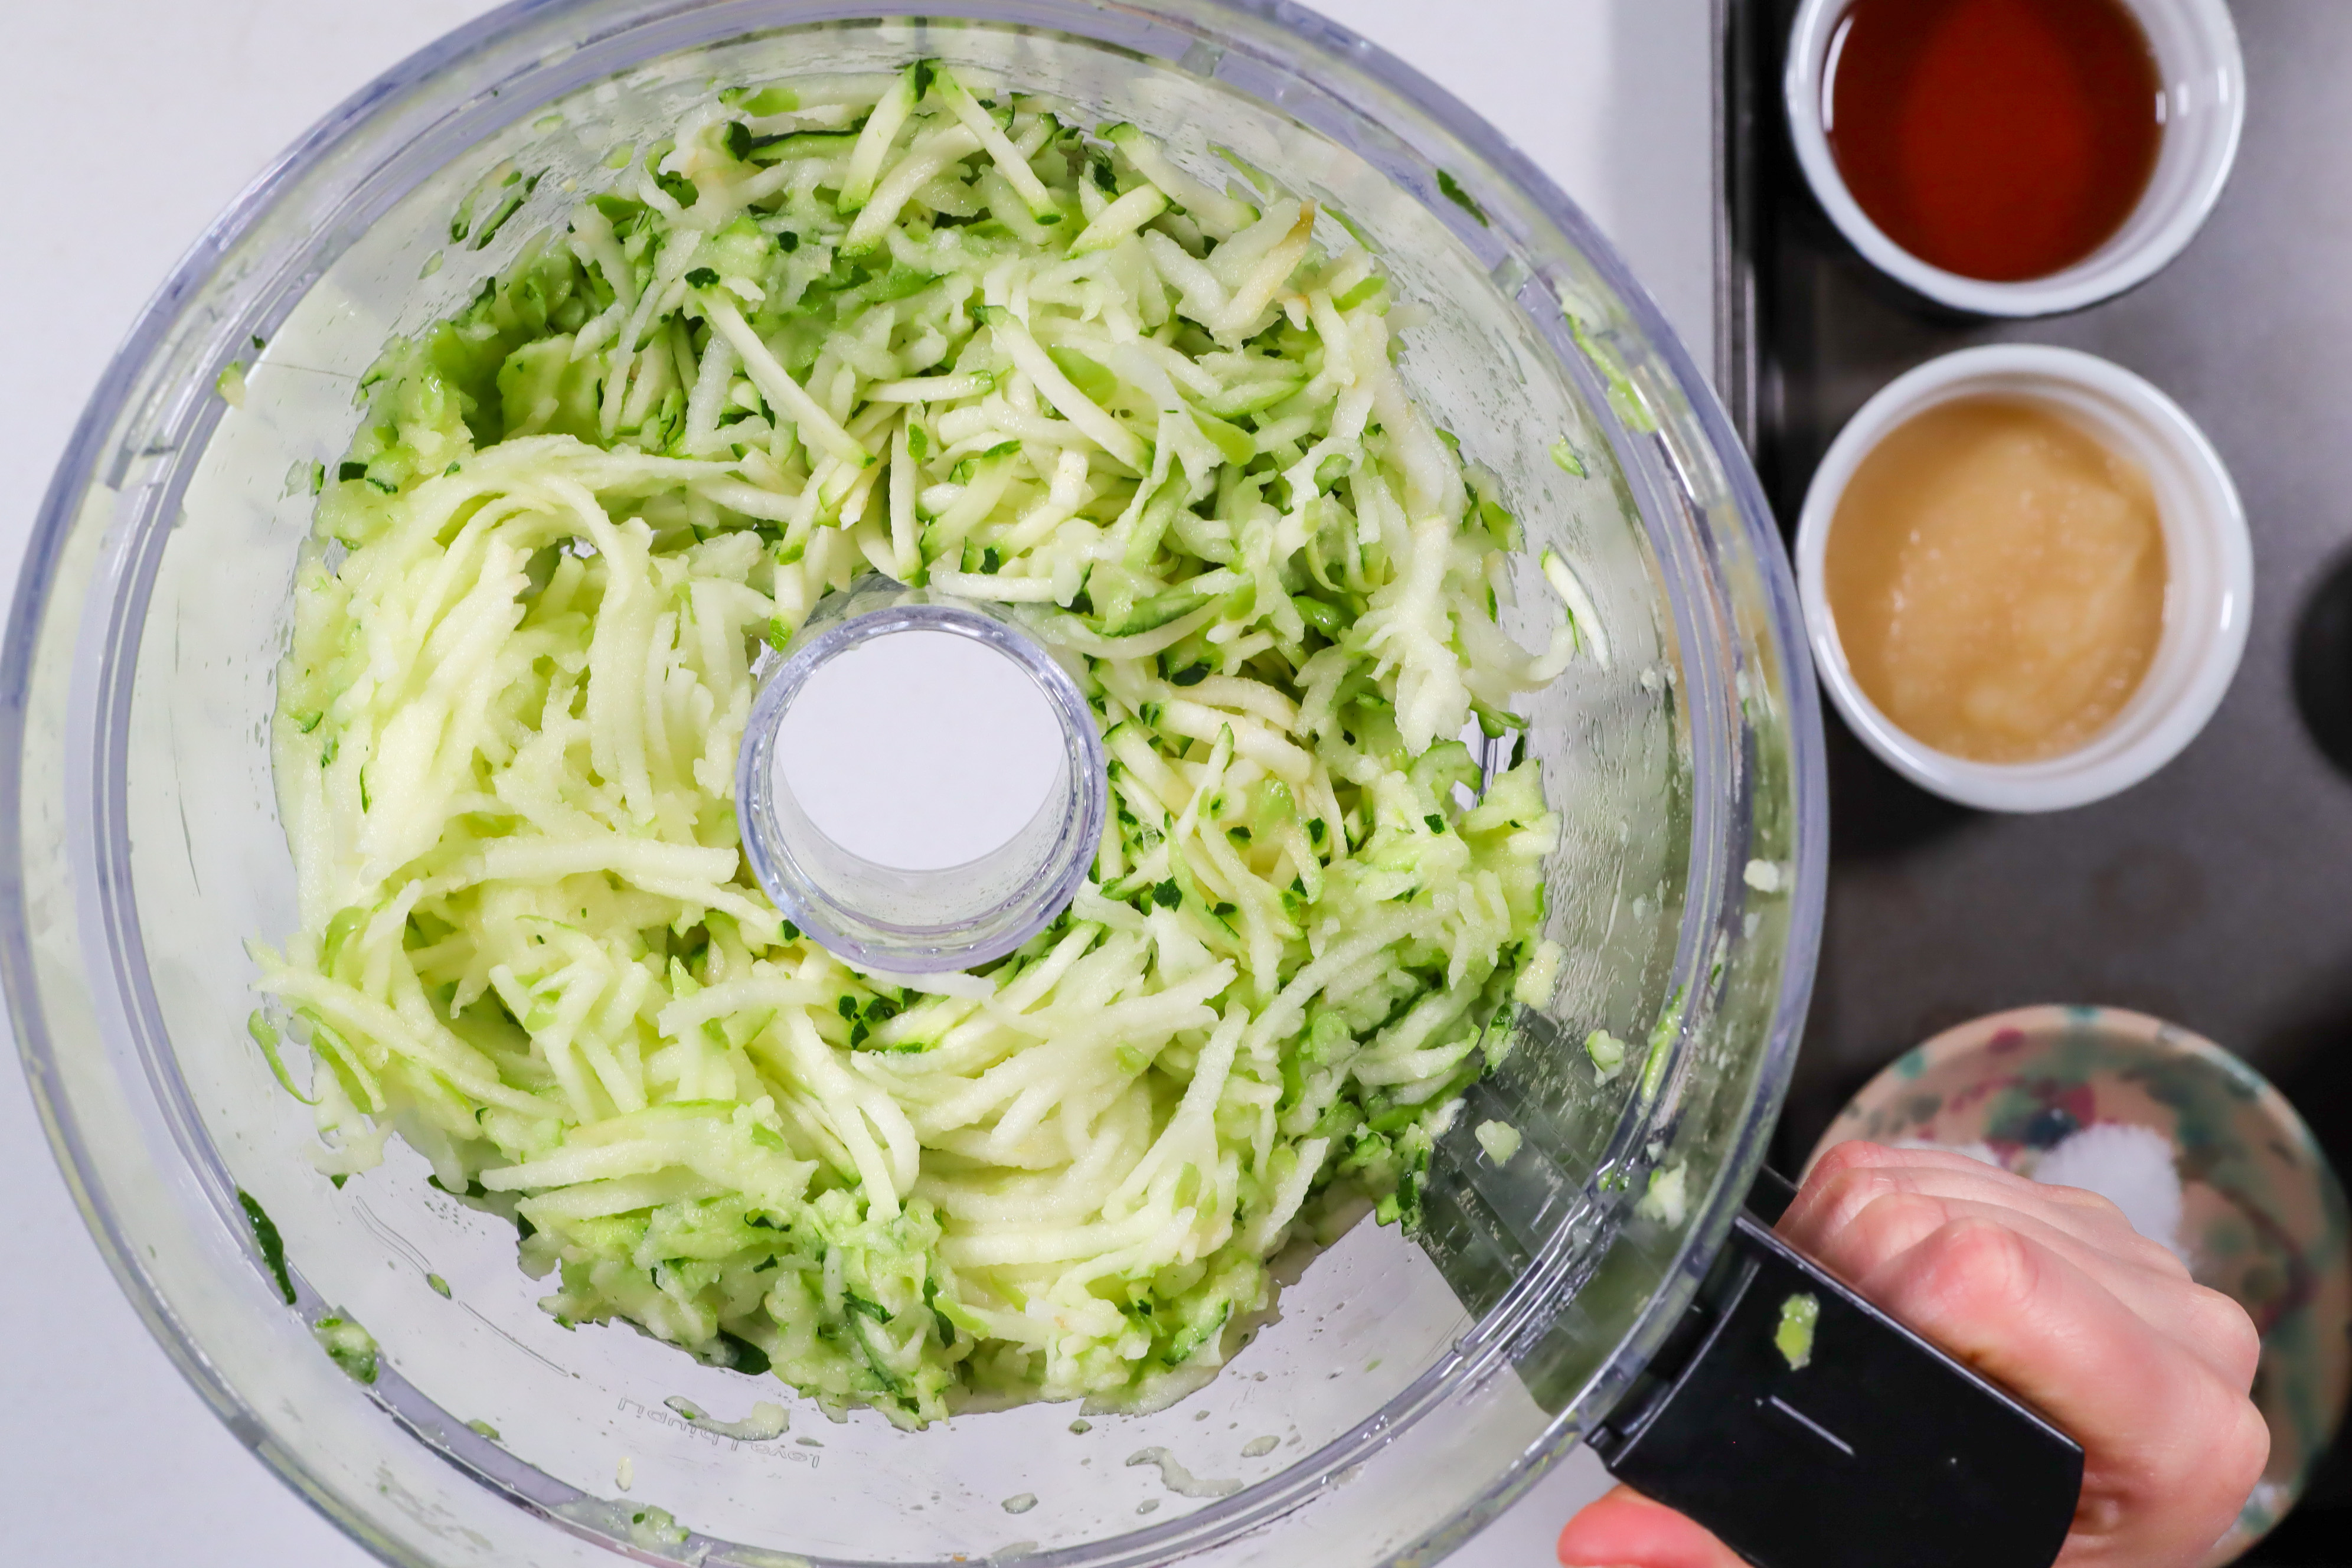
(1557, 1485, 1747, 1568)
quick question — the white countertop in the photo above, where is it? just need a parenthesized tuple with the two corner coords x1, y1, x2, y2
(0, 2, 1711, 1561)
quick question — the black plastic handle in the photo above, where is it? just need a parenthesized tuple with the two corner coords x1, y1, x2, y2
(1589, 1169, 2084, 1568)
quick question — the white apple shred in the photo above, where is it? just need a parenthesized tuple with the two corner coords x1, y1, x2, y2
(254, 63, 1589, 1425)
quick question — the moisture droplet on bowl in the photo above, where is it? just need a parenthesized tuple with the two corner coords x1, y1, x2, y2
(1125, 1447, 1242, 1498)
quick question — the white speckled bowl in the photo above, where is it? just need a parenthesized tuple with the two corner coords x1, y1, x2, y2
(1813, 1005, 2351, 1563)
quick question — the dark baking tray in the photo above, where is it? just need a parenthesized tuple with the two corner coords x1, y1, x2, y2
(1719, 0, 2352, 1554)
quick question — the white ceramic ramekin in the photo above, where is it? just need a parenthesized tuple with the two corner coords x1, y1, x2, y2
(1785, 0, 2246, 317)
(1795, 344, 2250, 812)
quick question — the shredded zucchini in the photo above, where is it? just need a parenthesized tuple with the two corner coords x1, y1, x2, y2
(255, 66, 1588, 1424)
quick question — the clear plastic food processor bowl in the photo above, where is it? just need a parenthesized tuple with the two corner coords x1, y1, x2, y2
(1, 3, 1825, 1564)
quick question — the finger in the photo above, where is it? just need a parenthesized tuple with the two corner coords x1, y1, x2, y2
(1792, 1156, 2179, 1280)
(1788, 1173, 2253, 1383)
(1859, 1217, 2267, 1566)
(1884, 1195, 2254, 1389)
(1556, 1485, 1745, 1568)
(1805, 1136, 2036, 1183)
(1787, 1151, 2260, 1389)
(1798, 1142, 2183, 1272)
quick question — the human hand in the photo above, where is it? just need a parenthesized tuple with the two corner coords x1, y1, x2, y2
(1556, 1140, 2267, 1568)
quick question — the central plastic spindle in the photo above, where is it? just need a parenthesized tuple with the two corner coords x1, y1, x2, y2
(735, 577, 1106, 974)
